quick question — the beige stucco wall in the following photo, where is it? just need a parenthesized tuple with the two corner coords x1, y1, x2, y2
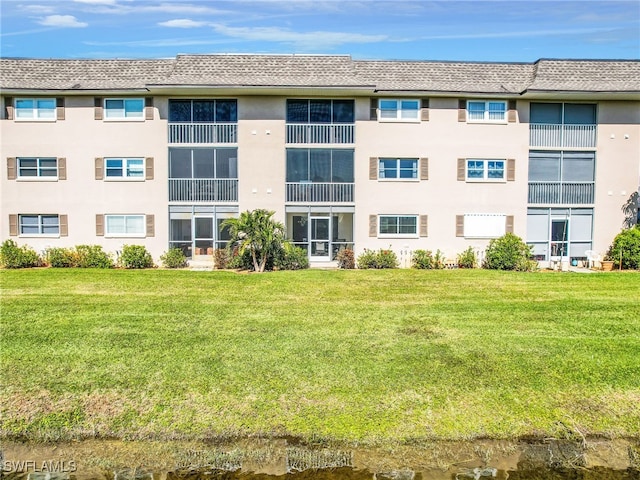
(0, 96, 169, 261)
(2, 94, 638, 266)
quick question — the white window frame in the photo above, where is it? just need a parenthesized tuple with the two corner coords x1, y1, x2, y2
(378, 99, 420, 123)
(105, 214, 146, 238)
(18, 214, 60, 237)
(463, 213, 506, 238)
(104, 98, 144, 121)
(14, 98, 56, 121)
(17, 157, 58, 181)
(378, 158, 419, 181)
(467, 100, 507, 123)
(466, 159, 506, 182)
(378, 214, 419, 238)
(104, 158, 145, 181)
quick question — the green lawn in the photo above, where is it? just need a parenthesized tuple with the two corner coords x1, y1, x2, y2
(1, 268, 639, 444)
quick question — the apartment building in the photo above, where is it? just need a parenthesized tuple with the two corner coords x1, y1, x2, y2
(1, 55, 639, 267)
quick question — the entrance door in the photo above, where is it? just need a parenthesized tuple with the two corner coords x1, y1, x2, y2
(310, 217, 330, 261)
(550, 219, 568, 260)
(194, 216, 214, 256)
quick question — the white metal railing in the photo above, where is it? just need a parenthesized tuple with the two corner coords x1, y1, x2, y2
(528, 182, 595, 204)
(169, 179, 238, 202)
(286, 182, 354, 202)
(286, 124, 354, 144)
(168, 123, 237, 143)
(529, 124, 597, 148)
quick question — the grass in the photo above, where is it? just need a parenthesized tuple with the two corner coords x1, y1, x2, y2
(1, 268, 639, 445)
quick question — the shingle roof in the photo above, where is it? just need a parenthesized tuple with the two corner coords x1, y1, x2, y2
(0, 58, 175, 90)
(1, 55, 638, 94)
(158, 54, 370, 87)
(353, 60, 535, 94)
(530, 59, 640, 92)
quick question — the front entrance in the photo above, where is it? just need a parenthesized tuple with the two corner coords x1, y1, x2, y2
(550, 218, 569, 260)
(310, 216, 330, 261)
(194, 216, 214, 257)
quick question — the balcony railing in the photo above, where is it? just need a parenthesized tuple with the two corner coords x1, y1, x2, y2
(529, 124, 597, 148)
(168, 123, 237, 144)
(286, 182, 354, 203)
(528, 182, 595, 204)
(286, 124, 354, 144)
(169, 179, 238, 202)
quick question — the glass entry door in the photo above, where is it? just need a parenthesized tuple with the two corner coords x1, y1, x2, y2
(550, 219, 568, 260)
(310, 217, 330, 261)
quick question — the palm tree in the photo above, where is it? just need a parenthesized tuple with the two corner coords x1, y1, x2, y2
(222, 209, 286, 272)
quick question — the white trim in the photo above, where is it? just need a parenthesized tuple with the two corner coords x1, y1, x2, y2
(378, 157, 420, 181)
(465, 158, 507, 182)
(104, 214, 146, 238)
(466, 100, 507, 124)
(377, 98, 420, 123)
(378, 214, 419, 238)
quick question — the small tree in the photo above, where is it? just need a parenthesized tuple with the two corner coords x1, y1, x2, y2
(483, 233, 535, 271)
(222, 209, 286, 272)
(606, 225, 640, 269)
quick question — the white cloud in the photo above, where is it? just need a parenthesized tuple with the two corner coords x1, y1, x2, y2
(19, 4, 57, 14)
(158, 19, 209, 28)
(211, 24, 387, 49)
(73, 0, 118, 4)
(38, 15, 88, 28)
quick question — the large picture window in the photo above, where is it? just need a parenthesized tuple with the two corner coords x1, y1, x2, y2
(18, 158, 58, 178)
(19, 214, 59, 235)
(104, 98, 144, 119)
(467, 100, 507, 122)
(379, 215, 418, 236)
(105, 215, 145, 236)
(378, 99, 419, 122)
(169, 99, 237, 123)
(286, 99, 354, 124)
(286, 149, 354, 183)
(169, 148, 238, 179)
(15, 98, 56, 120)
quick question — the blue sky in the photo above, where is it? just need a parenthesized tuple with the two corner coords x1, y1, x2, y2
(0, 0, 638, 61)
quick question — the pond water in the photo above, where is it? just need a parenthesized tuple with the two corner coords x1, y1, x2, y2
(2, 438, 639, 480)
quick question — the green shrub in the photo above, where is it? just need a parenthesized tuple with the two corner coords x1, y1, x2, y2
(0, 239, 42, 268)
(73, 245, 114, 268)
(412, 249, 446, 269)
(457, 247, 478, 269)
(336, 248, 355, 269)
(357, 248, 399, 269)
(213, 248, 230, 269)
(45, 247, 75, 268)
(160, 248, 188, 269)
(606, 225, 640, 269)
(411, 249, 433, 269)
(483, 233, 534, 271)
(274, 242, 309, 271)
(119, 245, 154, 269)
(227, 246, 257, 271)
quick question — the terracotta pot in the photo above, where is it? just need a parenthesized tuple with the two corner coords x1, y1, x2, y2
(601, 260, 614, 271)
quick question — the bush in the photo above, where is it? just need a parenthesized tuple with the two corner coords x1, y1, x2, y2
(274, 242, 309, 271)
(457, 247, 478, 269)
(336, 248, 355, 269)
(45, 247, 75, 268)
(160, 248, 188, 269)
(607, 225, 640, 269)
(483, 233, 534, 271)
(412, 249, 445, 269)
(73, 245, 114, 268)
(227, 246, 257, 271)
(119, 245, 154, 269)
(213, 248, 230, 269)
(411, 249, 434, 269)
(357, 248, 399, 269)
(0, 239, 42, 268)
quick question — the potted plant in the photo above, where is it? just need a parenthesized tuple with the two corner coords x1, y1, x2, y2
(601, 255, 614, 271)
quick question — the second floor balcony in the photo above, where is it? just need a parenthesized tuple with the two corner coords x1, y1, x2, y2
(529, 123, 597, 148)
(286, 182, 354, 203)
(528, 181, 595, 205)
(169, 123, 237, 144)
(286, 123, 354, 144)
(169, 178, 238, 202)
